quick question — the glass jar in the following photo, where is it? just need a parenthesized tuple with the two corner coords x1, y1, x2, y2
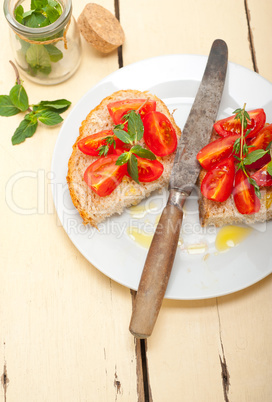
(4, 0, 81, 85)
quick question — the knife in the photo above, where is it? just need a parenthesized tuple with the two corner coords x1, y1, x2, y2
(129, 39, 228, 338)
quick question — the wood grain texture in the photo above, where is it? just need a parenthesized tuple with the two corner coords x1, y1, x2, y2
(1, 0, 272, 401)
(120, 0, 252, 69)
(0, 1, 138, 401)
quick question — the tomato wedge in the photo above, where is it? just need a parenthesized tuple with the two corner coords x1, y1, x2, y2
(246, 124, 272, 169)
(143, 111, 177, 157)
(251, 163, 272, 187)
(107, 99, 156, 125)
(214, 109, 266, 139)
(84, 155, 127, 197)
(233, 169, 261, 214)
(77, 130, 122, 156)
(201, 157, 235, 202)
(130, 155, 164, 182)
(197, 134, 239, 170)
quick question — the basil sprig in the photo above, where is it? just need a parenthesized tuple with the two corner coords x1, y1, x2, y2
(113, 110, 156, 184)
(0, 61, 71, 145)
(232, 105, 272, 197)
(14, 0, 63, 76)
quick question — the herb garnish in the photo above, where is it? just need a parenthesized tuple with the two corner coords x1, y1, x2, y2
(233, 104, 272, 198)
(98, 136, 116, 156)
(14, 0, 63, 76)
(0, 61, 71, 145)
(96, 100, 157, 184)
(113, 110, 156, 183)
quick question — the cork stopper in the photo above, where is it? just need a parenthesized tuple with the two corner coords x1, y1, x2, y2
(77, 3, 125, 53)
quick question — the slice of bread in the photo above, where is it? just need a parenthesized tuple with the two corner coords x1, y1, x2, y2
(198, 132, 272, 227)
(67, 89, 181, 227)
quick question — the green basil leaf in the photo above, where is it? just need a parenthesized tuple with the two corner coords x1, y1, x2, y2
(127, 111, 144, 142)
(115, 152, 130, 166)
(0, 95, 21, 116)
(37, 110, 63, 125)
(114, 123, 125, 130)
(267, 161, 272, 177)
(40, 65, 52, 75)
(48, 0, 62, 14)
(22, 9, 35, 19)
(44, 44, 63, 62)
(44, 4, 60, 23)
(24, 11, 47, 28)
(12, 119, 38, 145)
(245, 129, 252, 138)
(31, 0, 48, 9)
(39, 18, 51, 27)
(131, 145, 156, 160)
(38, 99, 71, 109)
(243, 149, 268, 165)
(26, 44, 51, 71)
(9, 84, 29, 112)
(14, 5, 24, 23)
(121, 112, 131, 122)
(35, 99, 71, 113)
(127, 153, 139, 184)
(248, 178, 261, 199)
(113, 128, 133, 144)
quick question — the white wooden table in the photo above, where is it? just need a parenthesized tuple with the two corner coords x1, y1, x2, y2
(1, 0, 272, 401)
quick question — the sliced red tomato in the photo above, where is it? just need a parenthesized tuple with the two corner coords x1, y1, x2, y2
(77, 130, 122, 156)
(214, 109, 266, 139)
(197, 134, 239, 170)
(143, 111, 177, 157)
(233, 169, 261, 214)
(246, 124, 272, 169)
(84, 155, 127, 197)
(201, 157, 235, 202)
(107, 99, 156, 125)
(251, 163, 272, 187)
(131, 155, 164, 182)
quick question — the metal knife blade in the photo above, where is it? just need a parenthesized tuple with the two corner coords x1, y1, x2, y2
(170, 39, 228, 194)
(129, 39, 228, 339)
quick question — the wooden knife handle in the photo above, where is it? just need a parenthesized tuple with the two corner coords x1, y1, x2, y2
(129, 190, 186, 338)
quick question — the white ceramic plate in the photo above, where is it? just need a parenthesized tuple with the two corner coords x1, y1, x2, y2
(51, 54, 272, 300)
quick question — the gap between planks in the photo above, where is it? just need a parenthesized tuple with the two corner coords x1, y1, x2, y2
(114, 2, 150, 400)
(244, 0, 258, 73)
(114, 0, 124, 69)
(131, 290, 152, 402)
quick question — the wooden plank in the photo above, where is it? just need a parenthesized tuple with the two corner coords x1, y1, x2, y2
(120, 0, 253, 69)
(0, 1, 138, 401)
(216, 279, 272, 402)
(120, 0, 272, 401)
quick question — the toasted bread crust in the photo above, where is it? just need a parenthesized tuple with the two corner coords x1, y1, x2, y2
(67, 89, 182, 227)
